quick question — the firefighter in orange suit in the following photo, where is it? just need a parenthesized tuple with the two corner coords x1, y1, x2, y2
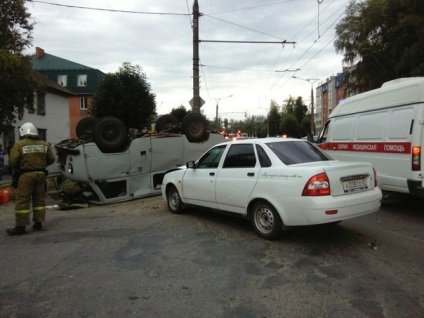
(6, 123, 55, 236)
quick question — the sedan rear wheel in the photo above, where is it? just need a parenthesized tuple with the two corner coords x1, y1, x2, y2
(251, 201, 282, 240)
(167, 185, 183, 214)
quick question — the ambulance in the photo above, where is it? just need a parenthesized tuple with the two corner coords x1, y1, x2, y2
(317, 77, 424, 197)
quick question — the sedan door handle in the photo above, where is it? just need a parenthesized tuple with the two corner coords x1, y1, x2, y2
(247, 172, 255, 177)
(209, 172, 215, 176)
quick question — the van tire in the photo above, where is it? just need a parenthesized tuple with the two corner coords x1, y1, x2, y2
(156, 115, 179, 132)
(182, 113, 207, 142)
(76, 117, 98, 138)
(93, 116, 128, 153)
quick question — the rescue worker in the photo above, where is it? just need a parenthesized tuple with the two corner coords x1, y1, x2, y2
(6, 123, 55, 236)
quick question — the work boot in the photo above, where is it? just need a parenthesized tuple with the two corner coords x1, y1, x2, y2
(33, 222, 42, 231)
(6, 226, 27, 236)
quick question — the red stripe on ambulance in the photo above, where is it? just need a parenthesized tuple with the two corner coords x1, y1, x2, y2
(318, 142, 411, 154)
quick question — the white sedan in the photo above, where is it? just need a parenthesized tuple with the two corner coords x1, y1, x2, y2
(161, 138, 382, 240)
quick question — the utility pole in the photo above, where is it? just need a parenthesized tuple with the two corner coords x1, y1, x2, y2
(292, 76, 319, 135)
(192, 0, 200, 113)
(215, 94, 233, 127)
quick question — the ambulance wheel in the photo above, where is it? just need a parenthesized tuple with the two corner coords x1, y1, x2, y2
(76, 117, 98, 138)
(93, 116, 128, 153)
(182, 113, 207, 142)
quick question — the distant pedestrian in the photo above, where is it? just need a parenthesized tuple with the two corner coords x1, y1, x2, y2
(6, 123, 55, 236)
(0, 144, 5, 180)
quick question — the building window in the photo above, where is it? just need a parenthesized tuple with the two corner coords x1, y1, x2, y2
(38, 129, 47, 141)
(36, 92, 46, 115)
(58, 75, 67, 87)
(80, 97, 88, 110)
(77, 74, 87, 87)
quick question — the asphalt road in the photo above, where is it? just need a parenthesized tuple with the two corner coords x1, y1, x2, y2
(0, 194, 423, 318)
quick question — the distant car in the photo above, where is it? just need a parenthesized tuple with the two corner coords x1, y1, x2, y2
(162, 138, 382, 240)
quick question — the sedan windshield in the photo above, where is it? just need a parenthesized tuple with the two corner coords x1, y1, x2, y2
(266, 141, 331, 165)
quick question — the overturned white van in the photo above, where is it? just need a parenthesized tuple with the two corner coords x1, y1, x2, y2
(317, 77, 424, 197)
(54, 133, 225, 204)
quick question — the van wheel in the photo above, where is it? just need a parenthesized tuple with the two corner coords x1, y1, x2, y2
(156, 115, 179, 132)
(76, 117, 98, 138)
(166, 185, 183, 214)
(93, 116, 128, 153)
(182, 113, 207, 142)
(251, 201, 282, 240)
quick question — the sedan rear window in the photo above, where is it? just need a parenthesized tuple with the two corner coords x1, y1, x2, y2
(266, 141, 330, 165)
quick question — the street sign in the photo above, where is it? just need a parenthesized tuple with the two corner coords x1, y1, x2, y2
(189, 96, 205, 107)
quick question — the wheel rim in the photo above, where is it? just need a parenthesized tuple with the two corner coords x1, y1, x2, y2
(169, 190, 180, 210)
(102, 125, 119, 141)
(254, 206, 275, 233)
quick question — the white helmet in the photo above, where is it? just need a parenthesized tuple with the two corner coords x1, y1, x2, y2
(19, 122, 38, 137)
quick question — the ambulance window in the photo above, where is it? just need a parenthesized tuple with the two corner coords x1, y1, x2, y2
(318, 121, 330, 143)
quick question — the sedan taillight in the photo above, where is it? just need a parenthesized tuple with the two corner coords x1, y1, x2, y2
(302, 172, 331, 196)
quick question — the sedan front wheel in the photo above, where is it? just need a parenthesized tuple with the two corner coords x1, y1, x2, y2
(251, 201, 282, 240)
(166, 185, 183, 214)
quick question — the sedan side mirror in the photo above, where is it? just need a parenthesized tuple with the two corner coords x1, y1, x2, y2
(186, 161, 196, 169)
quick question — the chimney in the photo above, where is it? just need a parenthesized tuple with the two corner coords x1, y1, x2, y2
(35, 47, 44, 59)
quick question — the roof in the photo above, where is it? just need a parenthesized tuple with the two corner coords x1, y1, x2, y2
(31, 52, 96, 71)
(330, 77, 424, 118)
(30, 48, 105, 94)
(34, 71, 75, 96)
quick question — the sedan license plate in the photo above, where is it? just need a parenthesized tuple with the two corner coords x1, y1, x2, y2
(343, 178, 367, 193)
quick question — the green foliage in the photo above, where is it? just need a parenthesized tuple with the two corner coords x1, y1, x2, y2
(281, 114, 299, 137)
(335, 0, 424, 91)
(0, 0, 34, 53)
(170, 105, 189, 122)
(0, 0, 37, 133)
(218, 97, 310, 138)
(268, 101, 281, 137)
(90, 62, 156, 130)
(280, 96, 309, 138)
(0, 52, 38, 131)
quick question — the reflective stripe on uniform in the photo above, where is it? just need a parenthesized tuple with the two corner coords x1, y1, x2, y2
(15, 209, 30, 214)
(33, 206, 46, 211)
(21, 145, 47, 154)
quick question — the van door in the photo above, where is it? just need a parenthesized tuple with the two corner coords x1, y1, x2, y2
(317, 120, 330, 150)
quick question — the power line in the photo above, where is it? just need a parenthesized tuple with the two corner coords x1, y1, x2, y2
(32, 1, 190, 16)
(199, 40, 293, 45)
(202, 14, 288, 41)
(209, 0, 298, 15)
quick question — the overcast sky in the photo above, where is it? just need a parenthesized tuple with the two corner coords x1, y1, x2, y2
(25, 0, 351, 121)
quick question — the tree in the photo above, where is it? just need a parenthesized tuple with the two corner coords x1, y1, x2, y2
(170, 105, 189, 123)
(335, 0, 424, 92)
(268, 100, 281, 137)
(281, 114, 299, 137)
(280, 96, 309, 137)
(90, 62, 156, 130)
(0, 0, 37, 133)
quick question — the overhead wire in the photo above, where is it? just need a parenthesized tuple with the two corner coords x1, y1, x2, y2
(32, 0, 190, 15)
(32, 0, 350, 114)
(269, 0, 349, 94)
